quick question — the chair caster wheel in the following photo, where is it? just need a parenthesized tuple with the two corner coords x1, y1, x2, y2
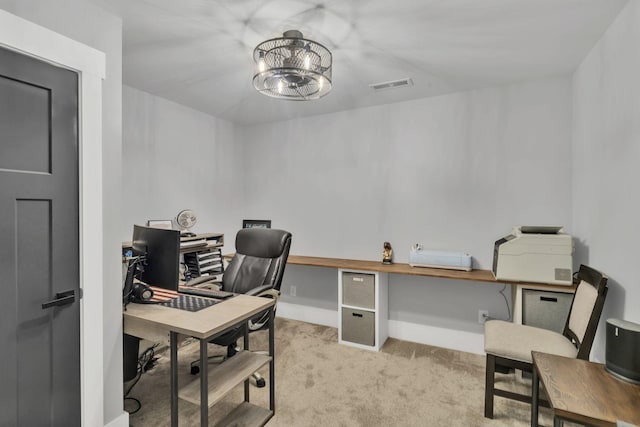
(190, 366, 200, 375)
(256, 377, 266, 388)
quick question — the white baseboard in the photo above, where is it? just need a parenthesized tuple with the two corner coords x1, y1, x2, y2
(276, 302, 484, 355)
(388, 320, 484, 355)
(276, 302, 337, 328)
(104, 411, 128, 427)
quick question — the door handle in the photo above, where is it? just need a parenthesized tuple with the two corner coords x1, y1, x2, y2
(42, 289, 75, 309)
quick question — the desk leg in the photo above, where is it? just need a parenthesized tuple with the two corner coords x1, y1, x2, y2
(244, 324, 250, 402)
(170, 331, 178, 427)
(269, 307, 275, 413)
(200, 339, 208, 426)
(531, 366, 539, 427)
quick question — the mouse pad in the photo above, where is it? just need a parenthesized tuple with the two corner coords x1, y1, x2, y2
(160, 294, 218, 312)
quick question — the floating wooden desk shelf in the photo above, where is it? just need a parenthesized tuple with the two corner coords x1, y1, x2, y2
(225, 254, 576, 290)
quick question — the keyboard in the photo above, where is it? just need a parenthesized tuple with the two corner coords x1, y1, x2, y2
(178, 286, 235, 299)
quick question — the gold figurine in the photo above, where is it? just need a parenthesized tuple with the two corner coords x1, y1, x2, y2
(382, 241, 393, 264)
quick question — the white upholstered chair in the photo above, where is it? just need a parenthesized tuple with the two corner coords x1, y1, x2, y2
(484, 264, 608, 419)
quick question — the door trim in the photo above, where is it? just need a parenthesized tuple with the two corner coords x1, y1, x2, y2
(0, 9, 106, 427)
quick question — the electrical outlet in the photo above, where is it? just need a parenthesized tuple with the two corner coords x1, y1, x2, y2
(290, 285, 296, 297)
(478, 310, 489, 324)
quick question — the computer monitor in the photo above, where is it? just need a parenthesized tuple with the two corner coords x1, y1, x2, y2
(131, 224, 180, 291)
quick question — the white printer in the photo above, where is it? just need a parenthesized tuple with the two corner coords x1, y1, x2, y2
(492, 226, 574, 285)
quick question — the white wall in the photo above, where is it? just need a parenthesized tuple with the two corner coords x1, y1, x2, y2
(572, 0, 640, 361)
(0, 0, 124, 424)
(241, 76, 573, 340)
(241, 77, 573, 267)
(122, 86, 244, 243)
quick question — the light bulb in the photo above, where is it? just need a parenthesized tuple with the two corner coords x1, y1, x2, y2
(318, 76, 324, 90)
(303, 54, 311, 70)
(277, 80, 284, 93)
(257, 51, 266, 73)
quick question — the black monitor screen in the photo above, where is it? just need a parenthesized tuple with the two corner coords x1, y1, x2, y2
(132, 224, 180, 291)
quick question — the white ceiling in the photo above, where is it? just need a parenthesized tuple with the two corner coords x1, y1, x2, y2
(91, 0, 628, 125)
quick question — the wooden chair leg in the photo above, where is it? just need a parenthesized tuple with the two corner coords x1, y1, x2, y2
(485, 353, 495, 419)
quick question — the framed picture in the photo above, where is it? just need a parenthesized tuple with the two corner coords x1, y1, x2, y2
(147, 219, 173, 230)
(243, 219, 271, 229)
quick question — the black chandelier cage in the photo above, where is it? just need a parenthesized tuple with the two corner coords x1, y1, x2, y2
(253, 30, 332, 100)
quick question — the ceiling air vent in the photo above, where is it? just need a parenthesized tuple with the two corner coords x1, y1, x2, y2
(369, 78, 414, 92)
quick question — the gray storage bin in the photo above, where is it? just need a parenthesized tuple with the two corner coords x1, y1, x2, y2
(523, 290, 573, 333)
(341, 308, 375, 346)
(342, 272, 375, 309)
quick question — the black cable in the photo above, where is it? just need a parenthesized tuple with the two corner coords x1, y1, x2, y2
(124, 368, 143, 415)
(498, 283, 512, 321)
(125, 367, 142, 397)
(123, 397, 141, 414)
(124, 343, 159, 415)
(138, 343, 159, 373)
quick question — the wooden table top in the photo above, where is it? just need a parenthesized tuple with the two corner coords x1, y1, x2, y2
(532, 351, 640, 427)
(283, 254, 573, 289)
(123, 294, 274, 340)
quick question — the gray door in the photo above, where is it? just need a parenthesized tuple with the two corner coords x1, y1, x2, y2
(0, 46, 80, 426)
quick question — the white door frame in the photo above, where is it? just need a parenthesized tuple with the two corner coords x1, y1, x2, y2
(0, 9, 106, 426)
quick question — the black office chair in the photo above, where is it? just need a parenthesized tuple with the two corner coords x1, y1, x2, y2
(190, 228, 292, 387)
(483, 264, 608, 419)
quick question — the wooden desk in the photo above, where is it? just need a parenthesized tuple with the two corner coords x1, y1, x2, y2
(283, 254, 574, 289)
(124, 295, 276, 427)
(224, 253, 575, 289)
(281, 255, 570, 351)
(532, 351, 640, 427)
(224, 254, 575, 351)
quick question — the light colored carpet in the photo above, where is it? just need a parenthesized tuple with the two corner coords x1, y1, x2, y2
(126, 317, 556, 426)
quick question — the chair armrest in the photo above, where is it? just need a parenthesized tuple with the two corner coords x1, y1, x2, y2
(254, 288, 280, 301)
(246, 286, 280, 331)
(245, 284, 277, 298)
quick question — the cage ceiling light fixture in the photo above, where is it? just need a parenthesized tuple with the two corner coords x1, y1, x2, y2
(253, 30, 332, 100)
